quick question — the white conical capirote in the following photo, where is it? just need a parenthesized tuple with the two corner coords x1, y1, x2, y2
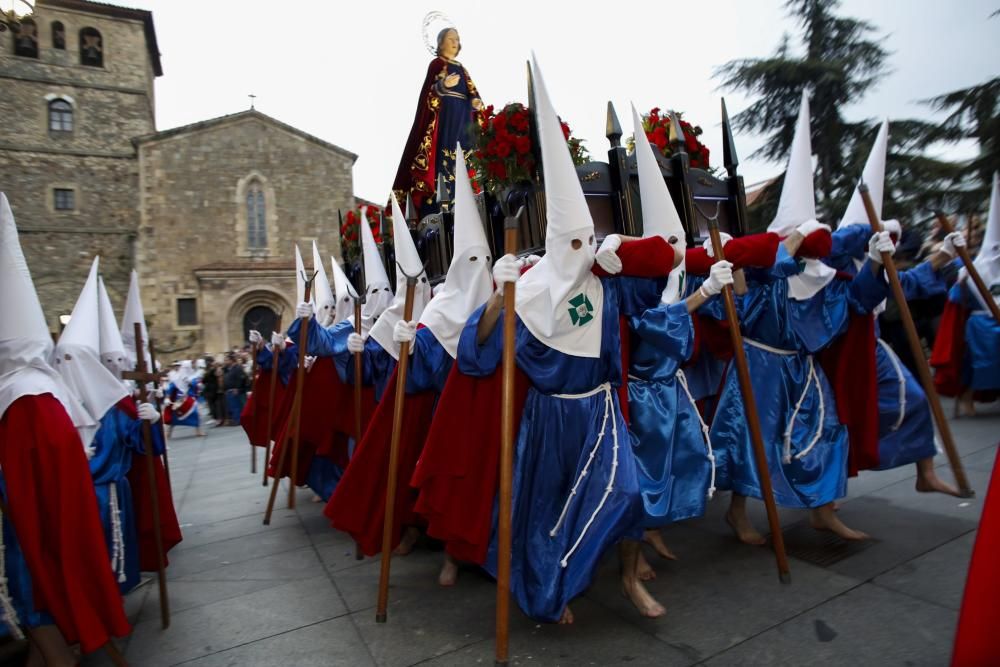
(368, 195, 432, 360)
(58, 256, 101, 351)
(632, 104, 687, 304)
(120, 269, 150, 369)
(311, 240, 334, 324)
(97, 276, 127, 375)
(329, 255, 357, 326)
(971, 172, 1000, 308)
(418, 144, 494, 357)
(359, 208, 391, 291)
(513, 53, 604, 358)
(768, 91, 817, 236)
(0, 193, 51, 349)
(840, 119, 889, 228)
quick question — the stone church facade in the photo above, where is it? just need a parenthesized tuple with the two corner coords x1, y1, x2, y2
(0, 0, 357, 356)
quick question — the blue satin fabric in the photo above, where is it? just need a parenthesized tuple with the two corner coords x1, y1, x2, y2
(89, 408, 141, 593)
(168, 382, 201, 427)
(305, 455, 345, 502)
(458, 277, 657, 622)
(256, 341, 299, 385)
(873, 342, 936, 470)
(966, 314, 1000, 391)
(628, 301, 714, 526)
(0, 475, 55, 634)
(827, 225, 870, 272)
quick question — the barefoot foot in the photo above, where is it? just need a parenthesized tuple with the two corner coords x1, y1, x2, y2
(438, 555, 459, 587)
(915, 473, 962, 498)
(621, 579, 666, 619)
(558, 606, 574, 625)
(636, 550, 656, 582)
(643, 529, 678, 560)
(393, 526, 420, 556)
(725, 508, 766, 546)
(809, 505, 869, 541)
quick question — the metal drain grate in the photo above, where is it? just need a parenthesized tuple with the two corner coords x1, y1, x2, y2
(780, 521, 878, 568)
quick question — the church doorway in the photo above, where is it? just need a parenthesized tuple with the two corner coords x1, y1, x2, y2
(243, 305, 277, 344)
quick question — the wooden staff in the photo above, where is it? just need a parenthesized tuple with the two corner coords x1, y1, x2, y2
(375, 275, 418, 623)
(264, 276, 316, 524)
(121, 323, 170, 628)
(860, 185, 973, 496)
(262, 309, 284, 487)
(708, 220, 791, 583)
(936, 212, 1000, 324)
(147, 338, 172, 490)
(353, 299, 364, 458)
(495, 207, 523, 665)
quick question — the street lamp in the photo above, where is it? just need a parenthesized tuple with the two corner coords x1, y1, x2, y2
(0, 1, 35, 33)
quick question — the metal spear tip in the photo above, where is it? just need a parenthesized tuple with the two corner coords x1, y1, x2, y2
(504, 205, 526, 231)
(857, 178, 869, 195)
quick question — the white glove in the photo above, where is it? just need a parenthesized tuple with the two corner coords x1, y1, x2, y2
(271, 332, 286, 350)
(868, 231, 895, 264)
(154, 388, 164, 400)
(596, 234, 623, 275)
(492, 254, 521, 290)
(795, 220, 831, 238)
(137, 402, 161, 424)
(525, 254, 542, 267)
(701, 260, 734, 296)
(940, 231, 966, 257)
(393, 320, 417, 345)
(295, 301, 314, 319)
(703, 232, 732, 258)
(347, 332, 365, 354)
(248, 329, 263, 345)
(304, 355, 317, 371)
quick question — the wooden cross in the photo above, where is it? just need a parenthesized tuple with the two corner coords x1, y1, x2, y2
(121, 323, 171, 629)
(146, 337, 172, 488)
(249, 93, 257, 110)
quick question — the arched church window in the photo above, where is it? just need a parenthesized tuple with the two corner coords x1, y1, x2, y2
(13, 19, 38, 58)
(51, 21, 66, 50)
(246, 181, 267, 249)
(48, 99, 73, 132)
(79, 27, 102, 67)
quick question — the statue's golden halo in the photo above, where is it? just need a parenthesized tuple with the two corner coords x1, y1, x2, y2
(422, 11, 456, 56)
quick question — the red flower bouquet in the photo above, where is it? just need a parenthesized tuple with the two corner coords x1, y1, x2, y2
(340, 206, 391, 264)
(628, 108, 710, 170)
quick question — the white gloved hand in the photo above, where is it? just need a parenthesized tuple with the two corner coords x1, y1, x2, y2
(703, 232, 732, 258)
(347, 332, 365, 354)
(154, 388, 164, 400)
(271, 332, 286, 350)
(295, 301, 314, 319)
(701, 260, 734, 296)
(137, 402, 161, 424)
(940, 231, 966, 257)
(795, 220, 831, 238)
(596, 234, 623, 275)
(304, 355, 317, 371)
(248, 329, 263, 345)
(525, 254, 542, 267)
(492, 254, 521, 290)
(393, 320, 417, 345)
(868, 231, 895, 264)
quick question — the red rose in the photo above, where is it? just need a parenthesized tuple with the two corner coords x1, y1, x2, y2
(494, 112, 507, 132)
(560, 121, 571, 140)
(652, 126, 668, 149)
(514, 135, 531, 155)
(496, 139, 513, 158)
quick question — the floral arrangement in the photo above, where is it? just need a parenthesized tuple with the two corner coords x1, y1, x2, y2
(627, 108, 710, 170)
(468, 102, 590, 194)
(339, 205, 391, 264)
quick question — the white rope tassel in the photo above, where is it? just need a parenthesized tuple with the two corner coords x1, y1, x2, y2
(677, 370, 716, 499)
(558, 386, 619, 568)
(108, 484, 126, 583)
(877, 339, 907, 432)
(784, 356, 825, 464)
(0, 507, 24, 640)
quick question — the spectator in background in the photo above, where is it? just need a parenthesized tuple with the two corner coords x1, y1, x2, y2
(223, 352, 248, 426)
(201, 356, 221, 424)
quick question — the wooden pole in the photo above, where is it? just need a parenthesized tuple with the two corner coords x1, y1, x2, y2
(353, 299, 364, 454)
(375, 278, 417, 623)
(146, 338, 171, 491)
(495, 212, 521, 665)
(708, 221, 791, 583)
(262, 311, 284, 487)
(935, 212, 1000, 324)
(102, 640, 129, 667)
(263, 278, 315, 524)
(859, 185, 973, 496)
(128, 323, 171, 628)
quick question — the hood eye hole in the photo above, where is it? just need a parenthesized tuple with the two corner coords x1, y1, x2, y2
(571, 239, 582, 250)
(668, 235, 678, 245)
(469, 256, 478, 262)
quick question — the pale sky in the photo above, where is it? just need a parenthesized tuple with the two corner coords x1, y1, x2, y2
(129, 0, 999, 201)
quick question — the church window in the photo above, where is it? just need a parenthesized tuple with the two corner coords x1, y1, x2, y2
(13, 19, 39, 58)
(52, 21, 66, 50)
(177, 298, 198, 326)
(79, 27, 103, 67)
(246, 182, 267, 249)
(53, 188, 75, 211)
(48, 99, 73, 132)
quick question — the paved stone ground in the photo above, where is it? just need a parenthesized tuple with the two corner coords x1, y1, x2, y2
(86, 399, 998, 666)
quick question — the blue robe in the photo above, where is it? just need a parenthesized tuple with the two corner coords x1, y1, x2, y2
(627, 301, 715, 526)
(458, 276, 658, 622)
(167, 380, 200, 428)
(255, 343, 298, 386)
(948, 284, 1000, 391)
(710, 251, 885, 508)
(0, 475, 53, 635)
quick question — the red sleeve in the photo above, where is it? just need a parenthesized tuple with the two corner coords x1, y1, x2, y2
(930, 298, 969, 397)
(592, 235, 674, 278)
(685, 232, 780, 276)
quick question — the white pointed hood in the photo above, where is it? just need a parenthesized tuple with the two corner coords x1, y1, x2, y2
(120, 269, 151, 371)
(418, 144, 494, 357)
(840, 119, 889, 229)
(358, 207, 394, 337)
(329, 255, 357, 326)
(0, 193, 83, 427)
(369, 196, 432, 360)
(515, 53, 604, 358)
(311, 241, 335, 326)
(51, 257, 128, 449)
(97, 276, 128, 378)
(633, 104, 686, 304)
(971, 172, 1000, 310)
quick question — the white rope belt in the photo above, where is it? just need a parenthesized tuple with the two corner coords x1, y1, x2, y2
(744, 338, 797, 355)
(109, 484, 127, 583)
(0, 504, 23, 639)
(877, 339, 907, 432)
(676, 370, 717, 499)
(548, 382, 619, 568)
(783, 355, 825, 464)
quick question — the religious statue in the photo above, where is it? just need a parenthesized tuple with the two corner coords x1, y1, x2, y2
(393, 16, 483, 216)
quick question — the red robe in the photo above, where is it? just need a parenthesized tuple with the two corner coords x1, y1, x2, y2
(268, 358, 340, 483)
(0, 394, 131, 653)
(241, 365, 286, 448)
(930, 298, 969, 398)
(119, 398, 182, 570)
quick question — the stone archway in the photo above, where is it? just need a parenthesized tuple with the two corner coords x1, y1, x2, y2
(243, 305, 277, 343)
(225, 287, 292, 351)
